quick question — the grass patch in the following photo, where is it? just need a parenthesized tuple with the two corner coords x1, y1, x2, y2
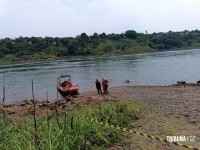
(0, 101, 140, 150)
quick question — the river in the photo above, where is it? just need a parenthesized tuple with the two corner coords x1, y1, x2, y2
(1, 49, 200, 104)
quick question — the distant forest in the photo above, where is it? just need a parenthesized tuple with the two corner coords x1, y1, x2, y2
(1, 30, 200, 62)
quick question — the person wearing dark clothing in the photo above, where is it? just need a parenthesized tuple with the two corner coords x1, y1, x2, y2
(95, 79, 102, 94)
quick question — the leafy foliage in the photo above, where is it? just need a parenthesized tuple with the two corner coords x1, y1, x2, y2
(1, 29, 200, 62)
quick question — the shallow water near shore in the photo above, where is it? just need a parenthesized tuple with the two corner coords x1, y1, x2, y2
(1, 49, 200, 103)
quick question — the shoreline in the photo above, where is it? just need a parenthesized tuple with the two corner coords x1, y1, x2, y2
(0, 47, 199, 65)
(3, 81, 200, 103)
(3, 84, 200, 123)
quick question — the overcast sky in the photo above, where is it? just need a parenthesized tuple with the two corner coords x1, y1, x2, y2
(0, 0, 200, 38)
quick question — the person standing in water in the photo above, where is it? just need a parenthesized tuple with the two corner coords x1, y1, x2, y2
(95, 79, 102, 94)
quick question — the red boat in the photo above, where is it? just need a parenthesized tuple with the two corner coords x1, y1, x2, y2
(57, 75, 79, 96)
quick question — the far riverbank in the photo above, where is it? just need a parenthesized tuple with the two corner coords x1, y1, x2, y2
(0, 47, 199, 65)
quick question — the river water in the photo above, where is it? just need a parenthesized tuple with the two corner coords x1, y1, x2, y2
(1, 49, 200, 104)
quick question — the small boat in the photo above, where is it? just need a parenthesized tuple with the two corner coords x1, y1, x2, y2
(57, 75, 79, 96)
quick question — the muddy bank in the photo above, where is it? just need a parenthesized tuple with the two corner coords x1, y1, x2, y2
(2, 85, 200, 149)
(3, 85, 200, 125)
(3, 93, 114, 117)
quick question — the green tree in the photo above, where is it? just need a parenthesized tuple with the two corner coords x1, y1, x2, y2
(91, 32, 99, 39)
(125, 30, 137, 39)
(80, 33, 89, 41)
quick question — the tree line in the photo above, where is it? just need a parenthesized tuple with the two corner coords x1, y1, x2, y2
(1, 29, 200, 62)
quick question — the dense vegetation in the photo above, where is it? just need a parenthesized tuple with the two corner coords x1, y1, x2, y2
(0, 101, 140, 149)
(1, 29, 200, 62)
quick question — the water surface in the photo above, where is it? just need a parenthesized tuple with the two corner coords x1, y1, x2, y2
(1, 49, 200, 103)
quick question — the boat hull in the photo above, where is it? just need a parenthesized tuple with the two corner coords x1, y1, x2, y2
(57, 83, 79, 97)
(57, 88, 79, 97)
